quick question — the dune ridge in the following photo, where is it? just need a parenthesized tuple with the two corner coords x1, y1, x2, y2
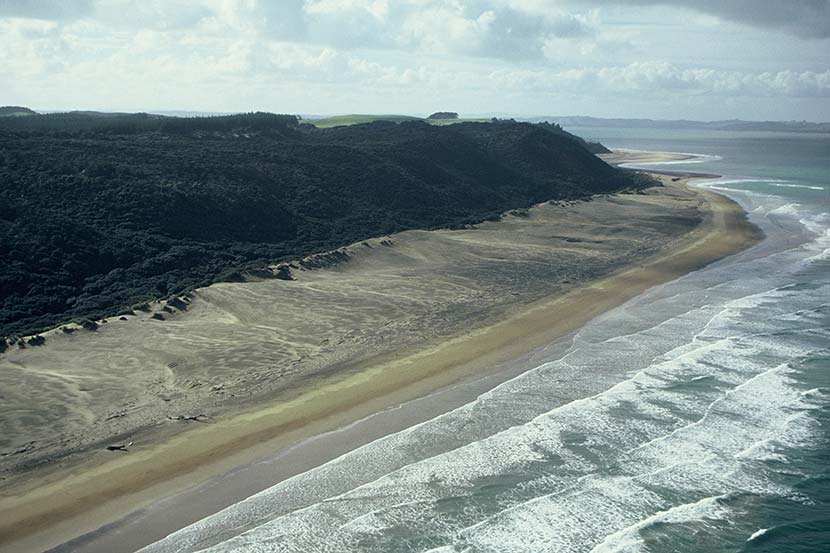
(0, 154, 760, 553)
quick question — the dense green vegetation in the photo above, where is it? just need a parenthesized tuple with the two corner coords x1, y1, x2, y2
(428, 117, 492, 126)
(0, 106, 37, 117)
(307, 113, 490, 128)
(0, 111, 649, 340)
(306, 114, 609, 153)
(428, 112, 459, 120)
(0, 110, 297, 133)
(307, 114, 423, 127)
(527, 121, 610, 154)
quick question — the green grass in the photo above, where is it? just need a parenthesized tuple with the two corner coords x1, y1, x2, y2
(306, 114, 421, 128)
(0, 110, 37, 117)
(305, 114, 490, 128)
(428, 118, 490, 125)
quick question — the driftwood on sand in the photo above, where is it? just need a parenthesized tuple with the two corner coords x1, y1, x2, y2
(169, 414, 210, 423)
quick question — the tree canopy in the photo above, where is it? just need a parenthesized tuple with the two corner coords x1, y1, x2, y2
(427, 112, 459, 120)
(0, 112, 647, 339)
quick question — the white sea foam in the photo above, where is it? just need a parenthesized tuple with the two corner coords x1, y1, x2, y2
(802, 388, 829, 400)
(452, 361, 816, 553)
(747, 527, 769, 541)
(735, 439, 789, 463)
(787, 214, 830, 268)
(697, 178, 825, 193)
(181, 298, 823, 553)
(799, 214, 830, 238)
(697, 182, 768, 196)
(708, 178, 767, 186)
(768, 203, 803, 216)
(142, 180, 830, 553)
(768, 182, 825, 191)
(590, 495, 729, 553)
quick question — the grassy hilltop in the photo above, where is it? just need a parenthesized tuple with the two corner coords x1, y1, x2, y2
(0, 111, 645, 340)
(307, 113, 490, 128)
(305, 113, 609, 153)
(0, 106, 37, 117)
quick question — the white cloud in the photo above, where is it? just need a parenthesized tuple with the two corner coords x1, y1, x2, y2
(0, 0, 827, 119)
(223, 0, 603, 61)
(489, 62, 830, 98)
(0, 0, 95, 21)
(584, 0, 830, 39)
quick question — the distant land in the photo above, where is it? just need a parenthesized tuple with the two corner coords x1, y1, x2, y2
(306, 113, 489, 127)
(527, 115, 830, 133)
(303, 113, 609, 153)
(0, 109, 640, 340)
(13, 107, 828, 133)
(0, 106, 37, 117)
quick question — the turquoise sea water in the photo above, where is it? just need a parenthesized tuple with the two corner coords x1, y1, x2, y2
(141, 129, 829, 553)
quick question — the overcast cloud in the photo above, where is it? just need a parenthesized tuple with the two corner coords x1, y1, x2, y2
(0, 0, 828, 120)
(596, 0, 830, 39)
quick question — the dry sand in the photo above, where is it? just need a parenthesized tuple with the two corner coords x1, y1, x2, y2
(0, 153, 760, 553)
(599, 149, 697, 166)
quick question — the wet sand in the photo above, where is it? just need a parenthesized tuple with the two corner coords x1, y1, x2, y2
(0, 152, 761, 553)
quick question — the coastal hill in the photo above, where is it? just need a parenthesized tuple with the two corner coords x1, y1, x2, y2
(0, 106, 37, 117)
(427, 111, 459, 120)
(0, 111, 644, 340)
(305, 113, 609, 153)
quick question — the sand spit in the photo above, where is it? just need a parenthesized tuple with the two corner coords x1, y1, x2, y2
(599, 149, 704, 166)
(0, 154, 760, 552)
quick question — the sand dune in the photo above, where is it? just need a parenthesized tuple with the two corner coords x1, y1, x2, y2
(0, 165, 759, 552)
(1, 185, 700, 475)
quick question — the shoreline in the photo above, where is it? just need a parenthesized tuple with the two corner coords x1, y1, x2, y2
(0, 154, 762, 553)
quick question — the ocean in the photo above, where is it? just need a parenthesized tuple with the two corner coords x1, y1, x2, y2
(140, 128, 830, 553)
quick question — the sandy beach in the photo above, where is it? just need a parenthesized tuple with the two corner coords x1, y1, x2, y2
(0, 151, 761, 553)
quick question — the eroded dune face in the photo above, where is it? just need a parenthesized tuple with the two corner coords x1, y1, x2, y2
(0, 184, 702, 476)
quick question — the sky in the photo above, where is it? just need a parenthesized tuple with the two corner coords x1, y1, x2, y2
(1, 0, 828, 121)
